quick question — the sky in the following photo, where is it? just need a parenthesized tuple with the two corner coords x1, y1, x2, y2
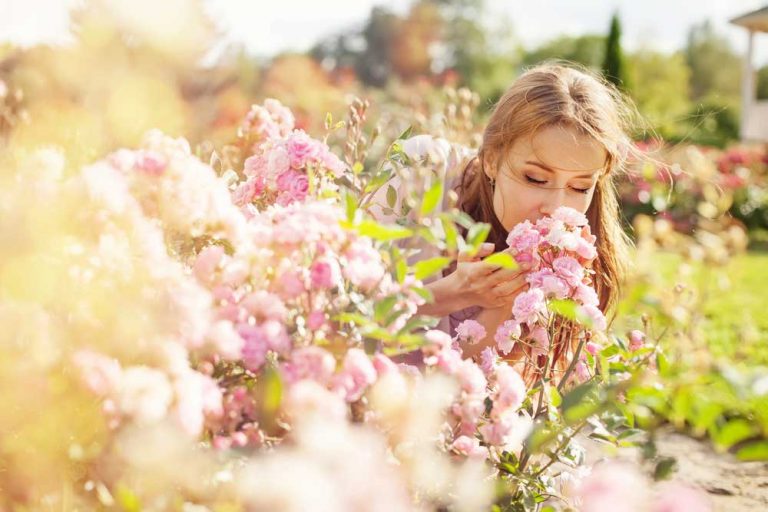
(1, 0, 767, 65)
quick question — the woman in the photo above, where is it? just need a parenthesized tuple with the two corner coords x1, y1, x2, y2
(375, 62, 637, 363)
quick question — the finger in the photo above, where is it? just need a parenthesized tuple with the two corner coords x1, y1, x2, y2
(476, 243, 495, 258)
(490, 283, 528, 307)
(487, 267, 528, 286)
(458, 242, 495, 262)
(492, 279, 528, 298)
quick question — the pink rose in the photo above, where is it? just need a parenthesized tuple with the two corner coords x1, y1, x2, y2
(451, 435, 486, 457)
(552, 206, 588, 227)
(506, 220, 541, 255)
(331, 348, 378, 402)
(530, 326, 550, 356)
(309, 259, 338, 289)
(552, 256, 585, 287)
(455, 319, 487, 345)
(456, 359, 487, 394)
(193, 245, 225, 284)
(578, 304, 607, 331)
(527, 268, 570, 299)
(276, 270, 305, 299)
(240, 291, 287, 322)
(651, 482, 712, 512)
(280, 346, 336, 386)
(232, 177, 265, 207)
(494, 364, 527, 411)
(237, 323, 270, 372)
(575, 462, 647, 512)
(628, 329, 646, 351)
(284, 130, 322, 170)
(276, 169, 309, 204)
(307, 309, 326, 330)
(512, 288, 546, 326)
(575, 284, 600, 307)
(494, 320, 521, 355)
(136, 150, 167, 175)
(319, 148, 346, 177)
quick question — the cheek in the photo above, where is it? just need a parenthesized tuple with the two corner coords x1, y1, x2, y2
(565, 193, 594, 214)
(493, 182, 541, 226)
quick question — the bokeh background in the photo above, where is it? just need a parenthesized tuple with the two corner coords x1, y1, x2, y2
(1, 1, 767, 509)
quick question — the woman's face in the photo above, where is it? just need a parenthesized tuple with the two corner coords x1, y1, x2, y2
(486, 125, 608, 230)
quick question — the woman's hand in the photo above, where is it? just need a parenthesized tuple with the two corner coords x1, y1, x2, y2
(449, 242, 530, 310)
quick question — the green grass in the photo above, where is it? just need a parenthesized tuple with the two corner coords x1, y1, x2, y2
(642, 251, 768, 365)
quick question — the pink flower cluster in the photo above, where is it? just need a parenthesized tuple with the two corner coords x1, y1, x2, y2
(494, 207, 607, 377)
(422, 325, 532, 457)
(234, 102, 346, 208)
(240, 98, 296, 145)
(189, 199, 425, 446)
(74, 346, 222, 438)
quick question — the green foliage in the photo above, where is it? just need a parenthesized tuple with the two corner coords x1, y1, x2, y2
(626, 51, 691, 139)
(602, 12, 629, 90)
(684, 21, 741, 102)
(758, 65, 768, 101)
(523, 35, 606, 70)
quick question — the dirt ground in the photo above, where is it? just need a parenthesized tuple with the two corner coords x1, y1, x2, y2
(584, 427, 768, 511)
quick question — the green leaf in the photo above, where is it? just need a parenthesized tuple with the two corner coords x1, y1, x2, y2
(482, 252, 518, 270)
(364, 168, 393, 193)
(324, 112, 333, 130)
(561, 382, 601, 423)
(653, 456, 678, 481)
(466, 222, 491, 250)
(411, 285, 434, 303)
(344, 190, 357, 222)
(547, 384, 562, 407)
(351, 220, 412, 241)
(420, 179, 443, 216)
(561, 382, 596, 412)
(352, 161, 364, 175)
(386, 185, 397, 209)
(335, 312, 370, 326)
(413, 256, 451, 280)
(549, 299, 578, 320)
(397, 316, 439, 335)
(397, 125, 413, 140)
(115, 484, 141, 512)
(262, 366, 283, 416)
(736, 441, 768, 462)
(713, 419, 756, 449)
(525, 425, 558, 453)
(440, 216, 459, 251)
(374, 295, 399, 323)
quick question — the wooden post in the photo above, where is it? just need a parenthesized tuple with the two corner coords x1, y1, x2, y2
(741, 29, 755, 142)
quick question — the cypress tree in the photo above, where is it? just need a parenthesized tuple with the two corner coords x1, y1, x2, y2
(603, 12, 627, 90)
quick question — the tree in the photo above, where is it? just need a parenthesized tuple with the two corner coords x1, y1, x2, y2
(625, 50, 691, 139)
(602, 12, 628, 90)
(684, 20, 741, 101)
(524, 35, 606, 70)
(357, 7, 400, 87)
(756, 64, 768, 100)
(431, 0, 521, 103)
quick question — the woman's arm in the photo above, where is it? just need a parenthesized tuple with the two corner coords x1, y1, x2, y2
(417, 271, 472, 318)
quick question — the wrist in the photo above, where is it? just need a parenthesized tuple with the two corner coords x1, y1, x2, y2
(442, 271, 472, 311)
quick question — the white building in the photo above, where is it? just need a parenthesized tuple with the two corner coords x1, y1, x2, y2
(730, 5, 768, 142)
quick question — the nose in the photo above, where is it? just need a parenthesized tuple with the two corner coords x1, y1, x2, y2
(538, 187, 567, 217)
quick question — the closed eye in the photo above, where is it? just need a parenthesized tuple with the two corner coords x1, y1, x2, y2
(526, 175, 591, 194)
(525, 175, 547, 185)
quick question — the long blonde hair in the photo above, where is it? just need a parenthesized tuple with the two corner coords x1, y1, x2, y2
(458, 61, 641, 318)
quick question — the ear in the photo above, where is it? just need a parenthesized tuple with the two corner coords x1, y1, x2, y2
(481, 150, 498, 181)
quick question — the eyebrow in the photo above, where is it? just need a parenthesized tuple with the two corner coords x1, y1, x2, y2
(525, 160, 598, 179)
